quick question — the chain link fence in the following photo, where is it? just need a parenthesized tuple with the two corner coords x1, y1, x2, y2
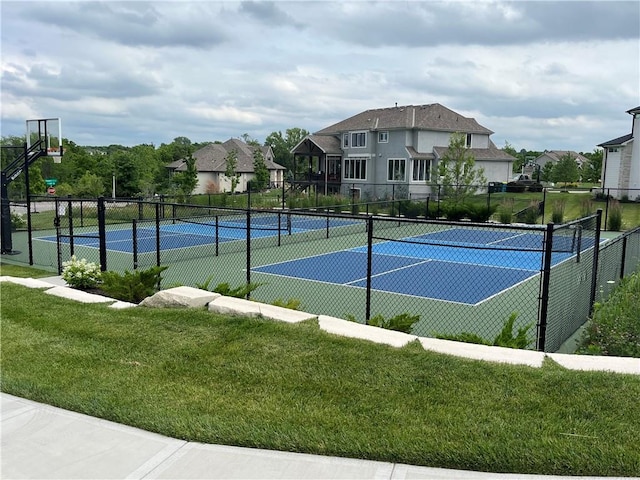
(8, 194, 640, 353)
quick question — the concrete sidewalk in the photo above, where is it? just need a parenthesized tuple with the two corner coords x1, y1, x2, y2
(2, 393, 627, 480)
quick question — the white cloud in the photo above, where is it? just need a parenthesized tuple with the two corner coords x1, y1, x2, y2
(1, 1, 638, 151)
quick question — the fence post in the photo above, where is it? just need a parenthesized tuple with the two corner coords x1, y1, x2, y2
(155, 202, 161, 267)
(97, 196, 107, 271)
(68, 198, 75, 257)
(246, 208, 251, 299)
(132, 219, 138, 270)
(541, 188, 547, 224)
(604, 189, 610, 231)
(55, 197, 62, 274)
(365, 215, 373, 324)
(27, 194, 34, 265)
(620, 236, 628, 279)
(536, 222, 554, 352)
(588, 210, 603, 313)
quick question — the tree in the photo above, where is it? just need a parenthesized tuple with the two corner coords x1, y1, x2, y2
(224, 149, 240, 194)
(552, 152, 580, 186)
(74, 172, 105, 197)
(581, 149, 603, 183)
(436, 132, 487, 204)
(265, 127, 309, 174)
(251, 147, 270, 191)
(112, 151, 141, 197)
(172, 154, 198, 199)
(541, 162, 555, 183)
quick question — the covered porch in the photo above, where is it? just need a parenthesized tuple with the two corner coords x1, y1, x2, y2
(290, 135, 343, 195)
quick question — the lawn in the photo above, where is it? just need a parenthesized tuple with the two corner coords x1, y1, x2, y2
(1, 280, 639, 476)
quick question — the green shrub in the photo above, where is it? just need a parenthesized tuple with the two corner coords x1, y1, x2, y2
(435, 332, 491, 345)
(577, 273, 640, 357)
(10, 212, 26, 230)
(467, 204, 498, 222)
(580, 197, 594, 217)
(442, 203, 468, 221)
(271, 298, 302, 310)
(498, 198, 514, 224)
(435, 313, 533, 349)
(608, 200, 623, 231)
(213, 282, 263, 298)
(522, 201, 540, 224)
(399, 200, 424, 219)
(551, 200, 565, 224)
(493, 313, 533, 349)
(101, 266, 168, 303)
(346, 312, 420, 334)
(61, 256, 102, 290)
(195, 276, 262, 298)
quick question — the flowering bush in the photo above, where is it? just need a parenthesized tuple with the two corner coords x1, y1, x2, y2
(61, 256, 102, 289)
(11, 212, 26, 230)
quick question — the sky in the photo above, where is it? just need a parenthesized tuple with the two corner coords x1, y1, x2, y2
(1, 0, 639, 153)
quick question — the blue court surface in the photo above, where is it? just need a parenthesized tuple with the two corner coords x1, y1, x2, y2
(36, 216, 358, 254)
(252, 228, 593, 305)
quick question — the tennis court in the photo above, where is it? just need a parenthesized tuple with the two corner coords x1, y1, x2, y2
(252, 227, 595, 305)
(36, 215, 359, 254)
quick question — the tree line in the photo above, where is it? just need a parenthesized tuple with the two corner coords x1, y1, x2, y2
(0, 128, 309, 199)
(1, 128, 602, 199)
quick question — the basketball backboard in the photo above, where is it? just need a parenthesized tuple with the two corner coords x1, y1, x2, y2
(26, 118, 63, 162)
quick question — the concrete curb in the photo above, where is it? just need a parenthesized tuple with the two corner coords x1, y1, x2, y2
(2, 276, 639, 375)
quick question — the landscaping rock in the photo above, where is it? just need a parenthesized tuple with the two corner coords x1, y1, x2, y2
(139, 287, 220, 308)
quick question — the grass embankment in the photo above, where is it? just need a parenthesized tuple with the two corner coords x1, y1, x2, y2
(1, 280, 639, 476)
(578, 271, 640, 357)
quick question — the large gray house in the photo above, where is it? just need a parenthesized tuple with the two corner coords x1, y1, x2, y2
(291, 103, 515, 200)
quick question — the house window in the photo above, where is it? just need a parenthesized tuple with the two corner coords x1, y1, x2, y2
(387, 158, 406, 182)
(412, 159, 431, 182)
(378, 131, 389, 143)
(608, 147, 619, 153)
(344, 157, 367, 180)
(466, 133, 472, 148)
(350, 131, 367, 148)
(343, 133, 349, 148)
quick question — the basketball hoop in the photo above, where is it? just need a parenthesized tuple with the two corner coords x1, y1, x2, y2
(26, 118, 63, 162)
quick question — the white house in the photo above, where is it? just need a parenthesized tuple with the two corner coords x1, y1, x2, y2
(598, 106, 640, 200)
(167, 138, 285, 194)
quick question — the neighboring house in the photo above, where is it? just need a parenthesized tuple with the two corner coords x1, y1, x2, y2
(291, 103, 515, 200)
(598, 106, 640, 200)
(167, 138, 285, 194)
(533, 150, 589, 170)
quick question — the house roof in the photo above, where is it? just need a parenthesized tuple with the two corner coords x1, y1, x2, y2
(598, 133, 633, 147)
(291, 135, 342, 155)
(314, 103, 493, 136)
(432, 140, 515, 162)
(405, 147, 434, 160)
(626, 106, 640, 115)
(535, 150, 589, 164)
(168, 139, 284, 173)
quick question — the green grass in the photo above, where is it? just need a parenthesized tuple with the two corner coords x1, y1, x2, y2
(2, 283, 640, 476)
(577, 272, 640, 357)
(0, 262, 53, 278)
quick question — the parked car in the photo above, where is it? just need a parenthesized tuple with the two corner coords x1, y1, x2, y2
(506, 174, 543, 193)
